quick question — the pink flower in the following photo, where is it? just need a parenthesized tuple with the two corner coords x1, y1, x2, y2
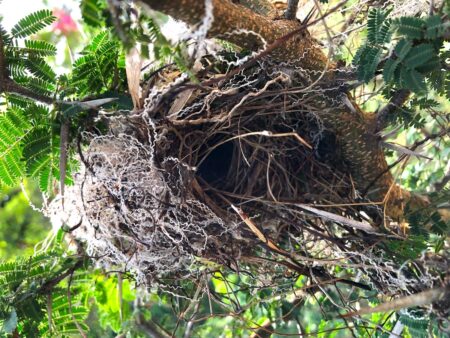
(52, 8, 78, 35)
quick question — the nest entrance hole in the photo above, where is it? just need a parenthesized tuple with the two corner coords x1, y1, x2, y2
(197, 137, 235, 188)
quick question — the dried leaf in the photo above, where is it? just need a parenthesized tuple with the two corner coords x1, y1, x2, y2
(125, 47, 143, 110)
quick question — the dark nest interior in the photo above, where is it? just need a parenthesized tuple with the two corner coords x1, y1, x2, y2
(58, 53, 448, 319)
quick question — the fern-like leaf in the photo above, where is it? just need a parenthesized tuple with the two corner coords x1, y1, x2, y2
(394, 17, 425, 39)
(403, 43, 435, 69)
(71, 31, 119, 95)
(25, 57, 56, 82)
(400, 68, 427, 94)
(0, 108, 31, 186)
(11, 10, 55, 38)
(425, 15, 444, 39)
(87, 30, 109, 53)
(383, 58, 400, 83)
(399, 314, 429, 338)
(9, 63, 27, 79)
(367, 8, 391, 44)
(148, 18, 167, 44)
(394, 38, 412, 60)
(415, 56, 441, 74)
(22, 40, 57, 56)
(14, 76, 55, 97)
(21, 128, 59, 192)
(4, 94, 34, 109)
(0, 23, 12, 45)
(80, 0, 105, 27)
(355, 45, 382, 82)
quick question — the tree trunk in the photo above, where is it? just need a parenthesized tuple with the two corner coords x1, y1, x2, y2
(142, 0, 413, 223)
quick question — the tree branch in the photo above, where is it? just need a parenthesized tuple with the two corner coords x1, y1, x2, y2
(142, 0, 328, 71)
(434, 168, 450, 192)
(376, 89, 410, 131)
(0, 32, 6, 92)
(3, 77, 54, 104)
(285, 0, 300, 20)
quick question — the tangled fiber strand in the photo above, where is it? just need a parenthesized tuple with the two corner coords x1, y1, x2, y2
(59, 132, 242, 284)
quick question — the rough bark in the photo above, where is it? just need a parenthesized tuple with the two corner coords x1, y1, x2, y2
(142, 0, 328, 71)
(141, 0, 412, 222)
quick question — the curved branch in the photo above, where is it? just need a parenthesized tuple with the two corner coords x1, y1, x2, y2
(142, 0, 329, 71)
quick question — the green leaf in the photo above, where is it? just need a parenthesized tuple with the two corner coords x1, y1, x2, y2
(378, 20, 392, 44)
(430, 212, 448, 235)
(400, 314, 429, 338)
(357, 46, 382, 82)
(403, 44, 435, 69)
(428, 70, 445, 94)
(367, 8, 390, 44)
(11, 10, 56, 38)
(425, 15, 444, 39)
(9, 63, 27, 79)
(80, 0, 105, 27)
(394, 39, 412, 60)
(400, 68, 427, 94)
(23, 40, 57, 56)
(0, 23, 12, 45)
(25, 57, 56, 82)
(411, 97, 439, 109)
(415, 56, 441, 73)
(0, 108, 31, 186)
(394, 16, 425, 39)
(147, 18, 167, 45)
(383, 58, 400, 83)
(71, 30, 120, 95)
(15, 76, 54, 97)
(21, 128, 59, 192)
(87, 30, 109, 53)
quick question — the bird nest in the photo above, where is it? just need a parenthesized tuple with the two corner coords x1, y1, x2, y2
(52, 53, 447, 319)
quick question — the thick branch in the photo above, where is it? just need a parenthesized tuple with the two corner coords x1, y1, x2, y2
(142, 0, 328, 71)
(285, 0, 300, 20)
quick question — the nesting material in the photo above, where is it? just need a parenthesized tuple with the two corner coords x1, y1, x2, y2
(50, 54, 444, 319)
